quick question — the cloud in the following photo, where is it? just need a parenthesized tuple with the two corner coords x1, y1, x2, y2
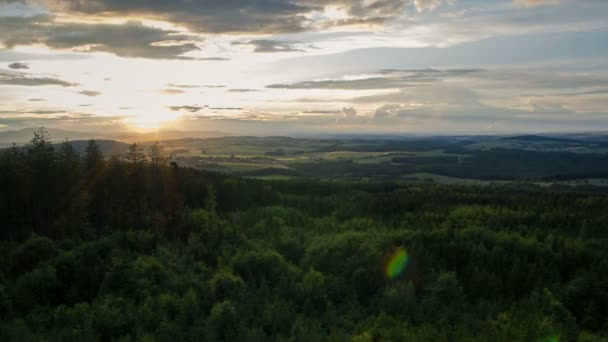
(168, 105, 204, 112)
(9, 0, 452, 34)
(0, 69, 77, 87)
(78, 90, 101, 97)
(0, 112, 128, 131)
(495, 69, 605, 90)
(209, 107, 244, 111)
(514, 0, 560, 7)
(373, 104, 428, 122)
(8, 62, 29, 69)
(0, 49, 89, 62)
(167, 83, 200, 89)
(0, 109, 72, 116)
(529, 101, 573, 115)
(232, 40, 304, 53)
(379, 68, 482, 76)
(301, 110, 342, 114)
(267, 69, 482, 90)
(354, 85, 481, 106)
(412, 0, 446, 12)
(197, 57, 230, 61)
(227, 88, 260, 93)
(268, 77, 414, 90)
(0, 15, 201, 59)
(160, 88, 185, 95)
(342, 107, 357, 117)
(522, 89, 608, 98)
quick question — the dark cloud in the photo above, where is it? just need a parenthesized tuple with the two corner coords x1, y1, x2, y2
(40, 0, 311, 34)
(0, 109, 67, 115)
(5, 0, 450, 34)
(268, 77, 409, 90)
(0, 70, 77, 87)
(167, 83, 200, 89)
(27, 110, 66, 115)
(0, 15, 201, 59)
(522, 89, 608, 97)
(342, 107, 357, 117)
(379, 68, 483, 75)
(28, 98, 46, 101)
(209, 107, 244, 110)
(267, 69, 483, 89)
(321, 16, 388, 29)
(161, 88, 186, 95)
(8, 62, 29, 69)
(301, 110, 342, 114)
(78, 90, 101, 97)
(227, 88, 260, 93)
(197, 57, 230, 61)
(232, 40, 303, 53)
(168, 105, 204, 112)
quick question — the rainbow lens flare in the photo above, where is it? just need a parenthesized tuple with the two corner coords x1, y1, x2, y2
(386, 247, 409, 279)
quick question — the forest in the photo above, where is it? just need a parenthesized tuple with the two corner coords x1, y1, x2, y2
(1, 129, 608, 341)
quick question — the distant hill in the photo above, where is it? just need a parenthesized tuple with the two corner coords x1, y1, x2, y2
(113, 130, 232, 142)
(501, 135, 582, 144)
(0, 127, 232, 147)
(0, 128, 108, 145)
(62, 140, 130, 157)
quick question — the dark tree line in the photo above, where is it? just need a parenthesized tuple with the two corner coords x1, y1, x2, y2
(0, 129, 607, 341)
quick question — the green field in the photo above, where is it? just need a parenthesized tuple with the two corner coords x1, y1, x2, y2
(149, 136, 608, 186)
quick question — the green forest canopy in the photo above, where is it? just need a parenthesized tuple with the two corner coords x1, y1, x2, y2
(0, 130, 607, 341)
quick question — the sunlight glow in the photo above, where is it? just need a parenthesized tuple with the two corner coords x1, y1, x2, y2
(128, 112, 181, 131)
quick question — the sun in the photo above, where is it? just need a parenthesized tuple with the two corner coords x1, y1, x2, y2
(128, 112, 180, 131)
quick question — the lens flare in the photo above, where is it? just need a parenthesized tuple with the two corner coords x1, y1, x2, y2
(386, 247, 409, 279)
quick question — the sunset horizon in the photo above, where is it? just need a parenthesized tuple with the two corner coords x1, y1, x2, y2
(2, 0, 607, 136)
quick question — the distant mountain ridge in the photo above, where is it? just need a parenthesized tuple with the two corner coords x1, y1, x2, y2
(0, 127, 232, 146)
(0, 128, 107, 145)
(62, 140, 130, 157)
(501, 135, 582, 144)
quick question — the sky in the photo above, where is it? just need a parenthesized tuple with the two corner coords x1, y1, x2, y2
(1, 0, 607, 135)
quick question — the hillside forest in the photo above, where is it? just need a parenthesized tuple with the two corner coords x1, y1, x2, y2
(1, 129, 607, 341)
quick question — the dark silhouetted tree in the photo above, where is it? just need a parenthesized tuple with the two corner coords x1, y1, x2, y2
(148, 141, 166, 167)
(124, 142, 147, 164)
(84, 140, 104, 172)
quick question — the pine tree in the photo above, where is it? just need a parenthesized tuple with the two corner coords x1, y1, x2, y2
(84, 140, 104, 171)
(124, 142, 147, 164)
(31, 127, 50, 148)
(148, 141, 166, 166)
